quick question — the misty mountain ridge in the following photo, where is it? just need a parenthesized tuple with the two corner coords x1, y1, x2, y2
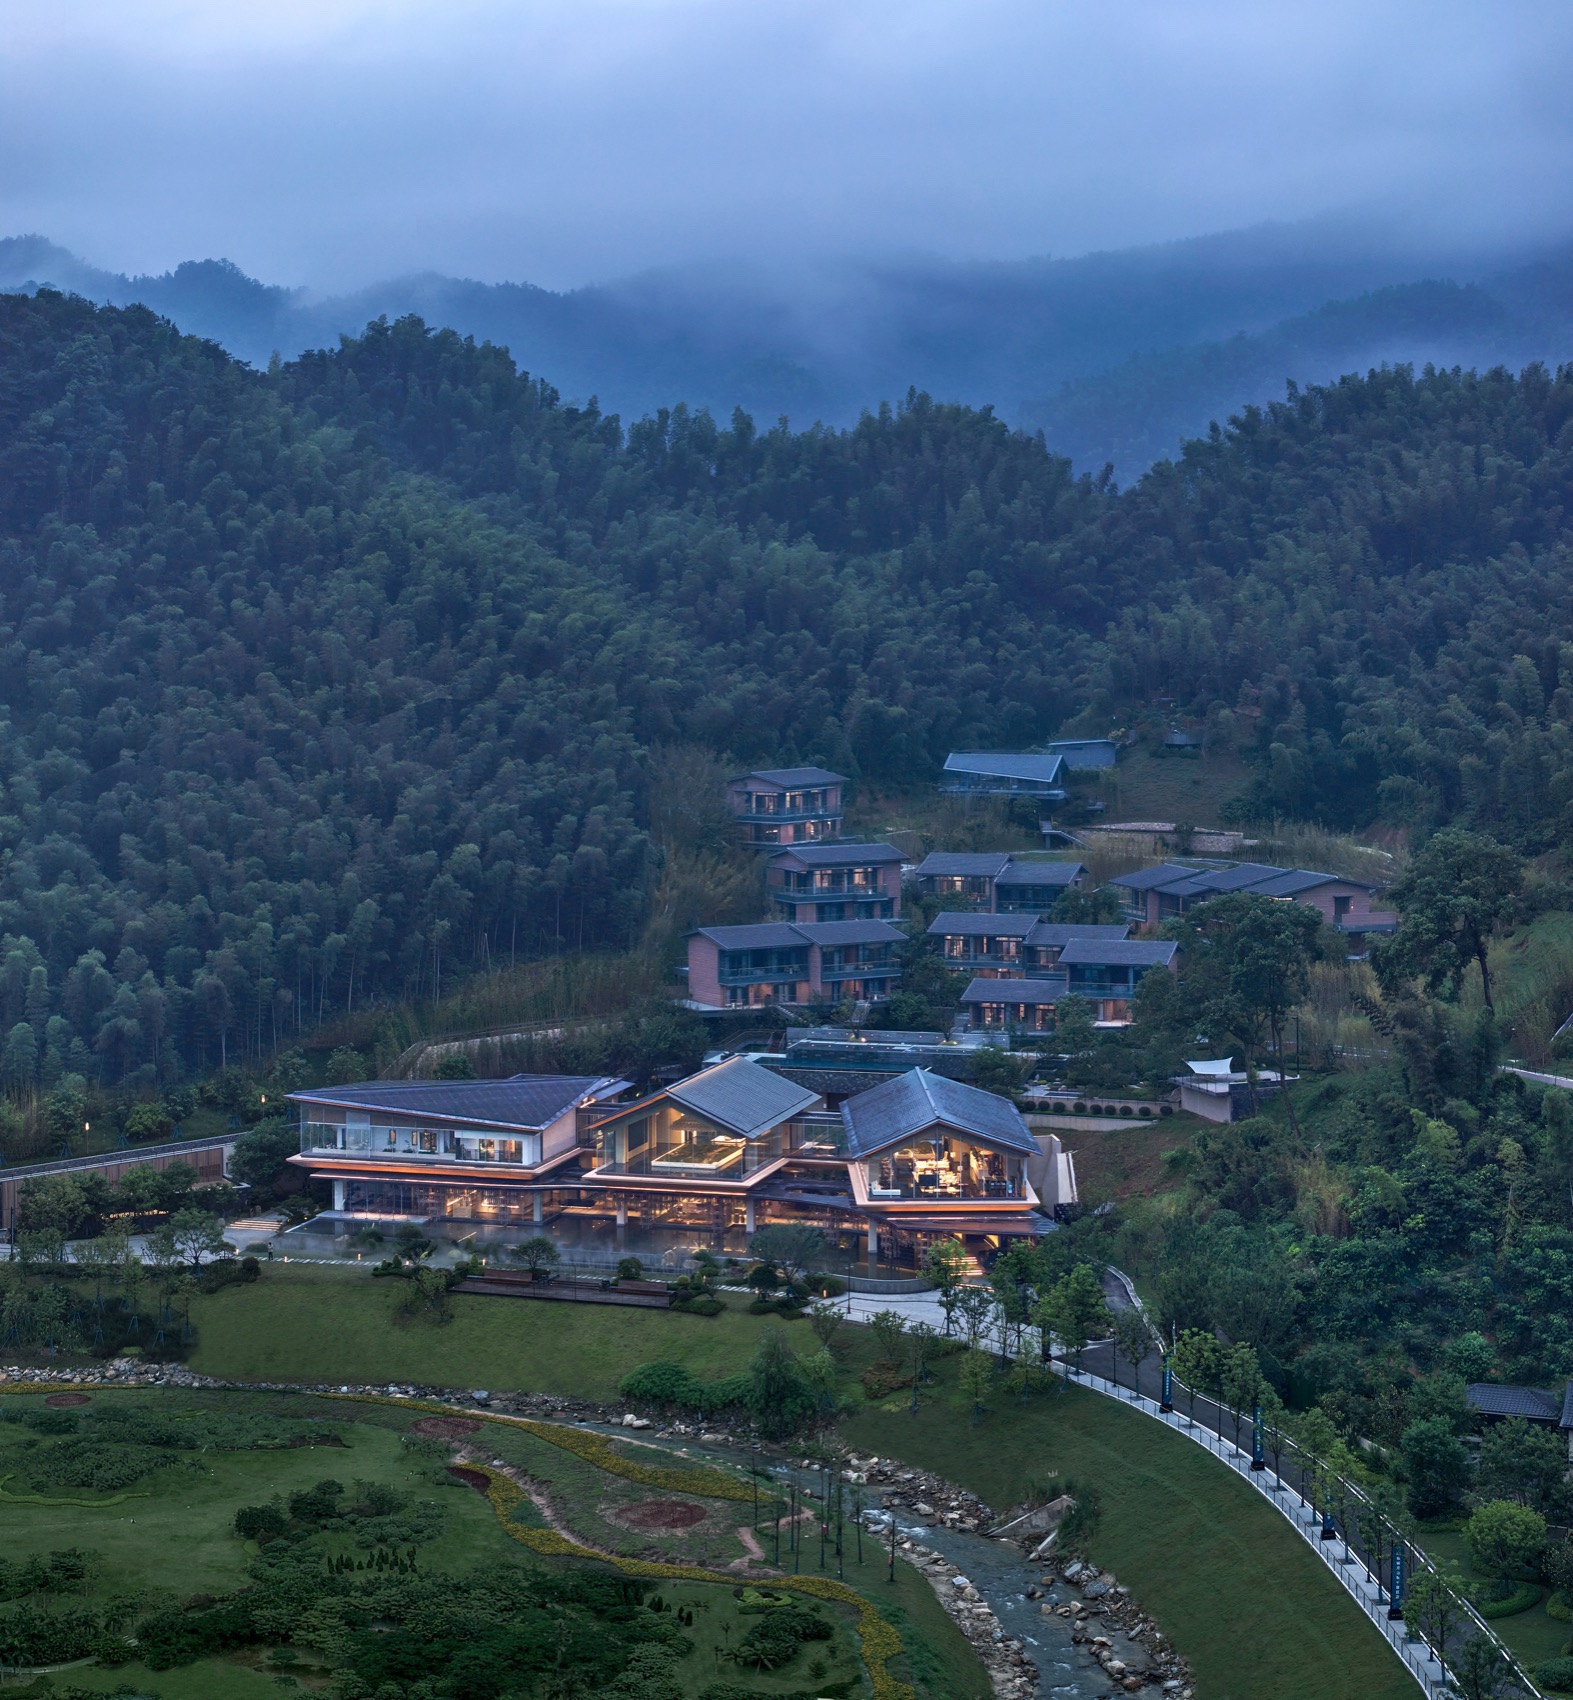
(5, 222, 1573, 475)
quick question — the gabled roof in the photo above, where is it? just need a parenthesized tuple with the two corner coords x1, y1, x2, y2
(1059, 939, 1178, 968)
(1249, 868, 1378, 896)
(1466, 1383, 1564, 1423)
(735, 766, 845, 788)
(927, 912, 1039, 939)
(288, 1074, 625, 1132)
(693, 922, 809, 950)
(997, 859, 1085, 887)
(665, 1056, 822, 1139)
(1105, 863, 1197, 892)
(960, 976, 1062, 1006)
(1026, 922, 1132, 947)
(840, 1067, 1039, 1158)
(915, 852, 1012, 878)
(1187, 863, 1292, 893)
(693, 918, 902, 950)
(768, 841, 903, 868)
(943, 752, 1065, 784)
(791, 920, 905, 947)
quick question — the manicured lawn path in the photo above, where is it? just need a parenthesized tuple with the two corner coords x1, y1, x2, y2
(845, 1378, 1415, 1700)
(190, 1270, 1419, 1698)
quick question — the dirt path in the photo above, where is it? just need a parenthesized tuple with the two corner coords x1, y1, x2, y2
(453, 1445, 770, 1573)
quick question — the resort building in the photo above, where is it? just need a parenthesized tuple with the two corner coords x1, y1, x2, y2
(726, 767, 846, 848)
(913, 852, 1085, 913)
(1105, 860, 1396, 943)
(958, 937, 1178, 1029)
(288, 1074, 630, 1230)
(927, 913, 1130, 976)
(767, 842, 904, 922)
(289, 1057, 1073, 1269)
(939, 752, 1068, 799)
(685, 919, 904, 1009)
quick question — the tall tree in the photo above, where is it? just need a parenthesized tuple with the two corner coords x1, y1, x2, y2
(1378, 829, 1523, 1013)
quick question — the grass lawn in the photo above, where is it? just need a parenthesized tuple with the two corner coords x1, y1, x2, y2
(186, 1269, 1420, 1698)
(0, 1382, 990, 1700)
(1418, 1526, 1569, 1686)
(844, 1370, 1416, 1700)
(0, 1397, 505, 1602)
(1058, 1113, 1202, 1204)
(188, 1266, 793, 1396)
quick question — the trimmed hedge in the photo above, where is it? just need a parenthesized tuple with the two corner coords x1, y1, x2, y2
(1474, 1582, 1542, 1619)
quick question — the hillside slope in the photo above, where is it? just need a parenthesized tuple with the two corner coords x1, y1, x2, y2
(2, 291, 1573, 1083)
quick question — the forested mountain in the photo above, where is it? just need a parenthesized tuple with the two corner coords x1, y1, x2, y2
(6, 224, 1570, 472)
(3, 288, 1573, 1086)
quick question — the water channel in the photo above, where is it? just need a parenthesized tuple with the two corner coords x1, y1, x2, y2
(575, 1418, 1121, 1699)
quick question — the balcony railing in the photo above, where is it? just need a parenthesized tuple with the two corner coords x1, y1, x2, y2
(299, 1123, 542, 1167)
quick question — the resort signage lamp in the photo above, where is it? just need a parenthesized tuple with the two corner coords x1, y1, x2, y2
(1251, 1404, 1266, 1471)
(1159, 1351, 1174, 1413)
(1388, 1544, 1406, 1619)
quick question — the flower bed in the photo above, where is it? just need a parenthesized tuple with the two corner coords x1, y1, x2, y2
(471, 1462, 914, 1700)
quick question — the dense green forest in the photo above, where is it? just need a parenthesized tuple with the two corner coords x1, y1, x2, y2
(3, 287, 1573, 1086)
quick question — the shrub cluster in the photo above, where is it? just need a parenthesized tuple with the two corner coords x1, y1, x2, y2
(619, 1360, 751, 1415)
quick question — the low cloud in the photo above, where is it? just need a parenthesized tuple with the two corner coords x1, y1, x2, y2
(3, 0, 1570, 289)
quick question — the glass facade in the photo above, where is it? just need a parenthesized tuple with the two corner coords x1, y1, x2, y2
(302, 1121, 544, 1166)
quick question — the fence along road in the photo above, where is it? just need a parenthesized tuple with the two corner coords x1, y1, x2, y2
(1070, 1266, 1545, 1699)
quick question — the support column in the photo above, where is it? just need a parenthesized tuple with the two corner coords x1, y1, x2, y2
(532, 1192, 544, 1225)
(744, 1198, 756, 1234)
(615, 1197, 628, 1228)
(865, 1217, 879, 1263)
(332, 1179, 345, 1212)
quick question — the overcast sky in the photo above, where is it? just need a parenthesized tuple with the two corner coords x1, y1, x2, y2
(3, 0, 1570, 292)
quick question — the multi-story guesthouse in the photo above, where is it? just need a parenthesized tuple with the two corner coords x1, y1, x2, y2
(289, 1056, 1074, 1268)
(726, 767, 846, 848)
(685, 919, 905, 1009)
(766, 842, 904, 922)
(927, 914, 1132, 977)
(961, 937, 1178, 1030)
(912, 852, 1086, 913)
(1106, 860, 1396, 945)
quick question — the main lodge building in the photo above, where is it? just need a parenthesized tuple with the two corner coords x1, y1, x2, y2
(288, 1057, 1072, 1270)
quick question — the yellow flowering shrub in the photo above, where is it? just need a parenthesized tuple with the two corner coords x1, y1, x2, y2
(459, 1460, 914, 1700)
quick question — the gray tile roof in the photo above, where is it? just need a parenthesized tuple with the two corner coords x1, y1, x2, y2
(1248, 869, 1372, 897)
(1059, 939, 1178, 968)
(768, 841, 903, 867)
(840, 1067, 1039, 1158)
(1026, 923, 1132, 947)
(1467, 1383, 1564, 1423)
(792, 920, 905, 946)
(737, 766, 846, 787)
(960, 976, 1062, 1005)
(927, 912, 1039, 939)
(915, 852, 1012, 878)
(1191, 863, 1292, 892)
(998, 859, 1085, 886)
(694, 922, 809, 949)
(666, 1056, 822, 1138)
(289, 1075, 623, 1132)
(943, 752, 1065, 783)
(1106, 863, 1197, 892)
